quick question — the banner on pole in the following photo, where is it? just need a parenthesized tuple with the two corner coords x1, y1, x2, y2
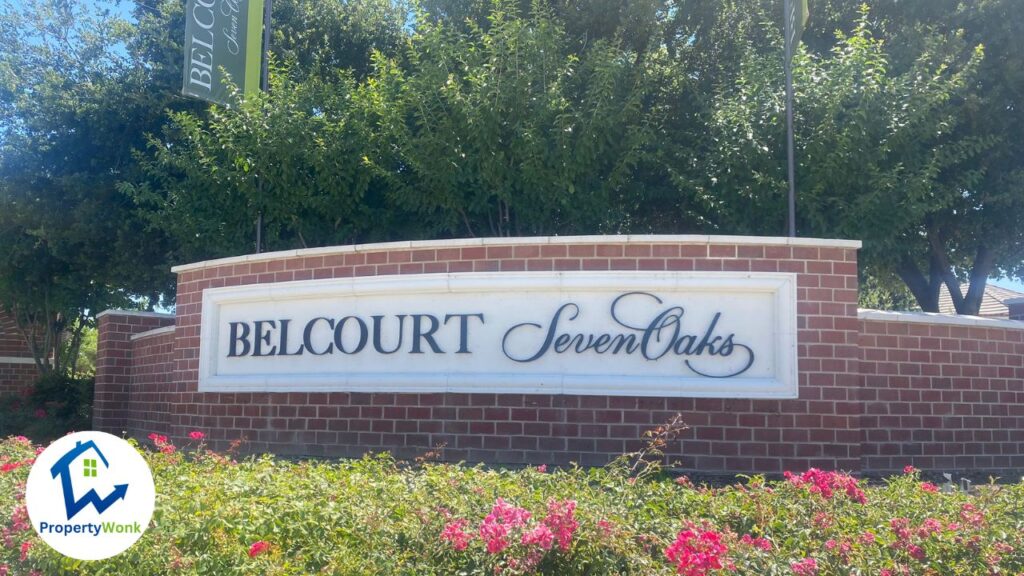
(182, 0, 266, 105)
(785, 0, 809, 50)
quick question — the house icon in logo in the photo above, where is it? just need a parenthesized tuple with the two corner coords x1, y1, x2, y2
(49, 440, 129, 520)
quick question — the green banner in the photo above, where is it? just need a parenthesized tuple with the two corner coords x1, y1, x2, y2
(182, 0, 265, 105)
(785, 0, 809, 49)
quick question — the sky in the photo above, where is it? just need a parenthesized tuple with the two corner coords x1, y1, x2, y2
(990, 277, 1024, 294)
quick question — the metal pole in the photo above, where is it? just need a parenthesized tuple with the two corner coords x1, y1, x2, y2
(261, 0, 272, 92)
(784, 0, 797, 238)
(255, 0, 272, 254)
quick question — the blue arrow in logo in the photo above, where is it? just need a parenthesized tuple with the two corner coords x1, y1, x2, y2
(49, 440, 129, 520)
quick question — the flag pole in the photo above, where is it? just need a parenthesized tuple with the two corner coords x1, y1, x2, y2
(784, 0, 797, 238)
(255, 0, 272, 254)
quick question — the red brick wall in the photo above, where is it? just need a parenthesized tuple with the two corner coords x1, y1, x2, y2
(94, 311, 175, 433)
(0, 307, 36, 395)
(107, 236, 860, 473)
(126, 328, 176, 437)
(859, 313, 1024, 473)
(96, 237, 1024, 475)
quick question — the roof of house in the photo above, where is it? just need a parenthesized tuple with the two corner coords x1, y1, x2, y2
(938, 283, 1024, 317)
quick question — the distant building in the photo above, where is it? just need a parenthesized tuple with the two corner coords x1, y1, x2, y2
(938, 283, 1024, 319)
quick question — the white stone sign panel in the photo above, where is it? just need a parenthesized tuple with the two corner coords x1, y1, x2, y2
(198, 271, 797, 398)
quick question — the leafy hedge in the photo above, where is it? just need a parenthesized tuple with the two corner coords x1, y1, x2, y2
(0, 375, 93, 441)
(2, 434, 1023, 575)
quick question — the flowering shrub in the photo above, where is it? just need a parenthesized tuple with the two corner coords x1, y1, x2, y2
(783, 468, 867, 504)
(664, 527, 729, 575)
(2, 435, 1023, 574)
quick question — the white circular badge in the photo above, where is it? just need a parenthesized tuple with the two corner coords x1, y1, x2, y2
(25, 431, 155, 560)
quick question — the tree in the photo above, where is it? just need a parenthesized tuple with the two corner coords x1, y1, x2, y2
(363, 0, 656, 237)
(131, 67, 387, 259)
(125, 0, 415, 260)
(0, 0, 174, 375)
(796, 0, 1024, 314)
(697, 6, 1021, 313)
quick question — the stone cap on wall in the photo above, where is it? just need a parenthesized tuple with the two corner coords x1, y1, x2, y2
(858, 308, 1024, 330)
(96, 310, 175, 320)
(170, 235, 863, 274)
(130, 325, 176, 341)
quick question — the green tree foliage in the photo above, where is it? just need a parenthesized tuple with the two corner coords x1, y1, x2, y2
(697, 5, 1021, 313)
(798, 0, 1024, 314)
(0, 0, 412, 376)
(364, 1, 654, 236)
(0, 0, 170, 374)
(1, 0, 1022, 322)
(131, 68, 384, 258)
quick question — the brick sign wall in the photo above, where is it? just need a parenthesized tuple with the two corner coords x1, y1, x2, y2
(0, 307, 37, 395)
(859, 311, 1024, 472)
(94, 236, 1024, 475)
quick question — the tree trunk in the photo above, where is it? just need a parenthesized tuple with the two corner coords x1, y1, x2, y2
(956, 245, 994, 316)
(897, 253, 944, 312)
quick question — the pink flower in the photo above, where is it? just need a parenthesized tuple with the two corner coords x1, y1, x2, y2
(189, 431, 206, 441)
(248, 540, 270, 558)
(598, 519, 614, 538)
(520, 524, 554, 549)
(859, 531, 876, 544)
(917, 518, 943, 538)
(908, 544, 925, 561)
(10, 506, 30, 532)
(0, 461, 28, 475)
(542, 499, 578, 551)
(13, 436, 29, 444)
(890, 518, 912, 542)
(785, 469, 866, 504)
(664, 529, 728, 576)
(535, 464, 547, 473)
(675, 476, 694, 488)
(920, 482, 939, 493)
(959, 503, 985, 527)
(812, 512, 832, 530)
(441, 520, 472, 551)
(19, 541, 31, 562)
(740, 534, 772, 551)
(0, 563, 8, 576)
(903, 465, 917, 474)
(149, 433, 176, 453)
(479, 498, 531, 554)
(790, 557, 817, 576)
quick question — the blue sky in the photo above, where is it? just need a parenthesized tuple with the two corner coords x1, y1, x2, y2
(991, 277, 1024, 294)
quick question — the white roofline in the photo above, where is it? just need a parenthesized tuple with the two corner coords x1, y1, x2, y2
(130, 325, 176, 341)
(858, 308, 1024, 330)
(171, 235, 862, 274)
(96, 309, 175, 320)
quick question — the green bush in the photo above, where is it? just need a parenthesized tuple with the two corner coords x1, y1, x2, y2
(0, 374, 93, 441)
(1, 435, 1023, 575)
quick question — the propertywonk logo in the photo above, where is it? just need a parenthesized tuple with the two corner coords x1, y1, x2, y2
(25, 431, 155, 560)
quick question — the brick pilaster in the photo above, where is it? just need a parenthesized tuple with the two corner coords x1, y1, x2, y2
(94, 311, 174, 433)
